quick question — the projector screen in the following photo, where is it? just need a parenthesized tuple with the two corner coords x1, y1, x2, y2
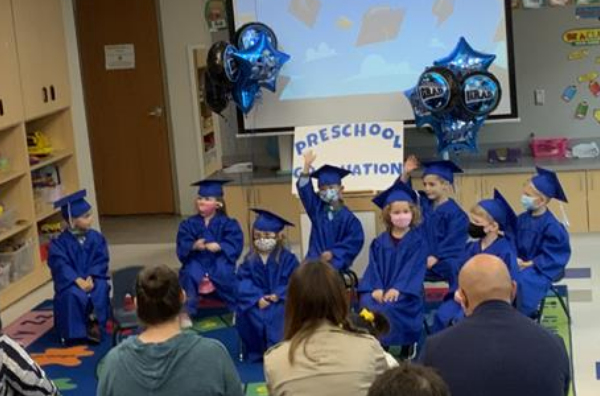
(229, 0, 517, 135)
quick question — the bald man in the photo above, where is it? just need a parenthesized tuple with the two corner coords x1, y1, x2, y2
(420, 254, 570, 396)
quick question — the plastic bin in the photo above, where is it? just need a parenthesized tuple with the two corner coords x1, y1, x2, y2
(0, 261, 11, 291)
(0, 240, 35, 282)
(530, 137, 568, 158)
(0, 208, 18, 232)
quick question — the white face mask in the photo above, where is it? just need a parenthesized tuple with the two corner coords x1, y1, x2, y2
(254, 238, 277, 253)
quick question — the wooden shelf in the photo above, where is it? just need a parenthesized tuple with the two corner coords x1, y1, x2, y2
(0, 265, 51, 310)
(36, 207, 60, 223)
(0, 170, 26, 186)
(0, 221, 31, 244)
(29, 149, 73, 171)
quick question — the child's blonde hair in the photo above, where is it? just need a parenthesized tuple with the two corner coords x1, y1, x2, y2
(382, 202, 422, 231)
(246, 228, 287, 263)
(470, 204, 494, 223)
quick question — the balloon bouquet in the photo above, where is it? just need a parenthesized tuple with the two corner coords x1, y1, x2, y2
(204, 23, 291, 115)
(406, 37, 502, 157)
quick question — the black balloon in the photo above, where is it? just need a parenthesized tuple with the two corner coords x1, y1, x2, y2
(204, 73, 230, 114)
(206, 41, 238, 86)
(234, 22, 278, 50)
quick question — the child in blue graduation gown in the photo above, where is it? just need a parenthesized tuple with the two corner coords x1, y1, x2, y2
(296, 151, 364, 271)
(408, 161, 469, 290)
(177, 179, 243, 317)
(358, 181, 427, 349)
(433, 189, 520, 331)
(48, 190, 110, 343)
(516, 167, 571, 317)
(236, 209, 299, 362)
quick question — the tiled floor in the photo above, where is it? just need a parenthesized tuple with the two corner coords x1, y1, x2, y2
(1, 217, 599, 395)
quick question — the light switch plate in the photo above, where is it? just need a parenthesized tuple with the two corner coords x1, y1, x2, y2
(534, 89, 545, 106)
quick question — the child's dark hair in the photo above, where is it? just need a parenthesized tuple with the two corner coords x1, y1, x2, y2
(368, 362, 450, 396)
(349, 309, 391, 339)
(136, 265, 182, 326)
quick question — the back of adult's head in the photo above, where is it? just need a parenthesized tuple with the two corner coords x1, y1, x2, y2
(368, 363, 450, 396)
(136, 264, 183, 326)
(284, 260, 350, 362)
(457, 254, 516, 315)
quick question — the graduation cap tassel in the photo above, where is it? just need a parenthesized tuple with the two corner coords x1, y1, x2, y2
(558, 202, 570, 228)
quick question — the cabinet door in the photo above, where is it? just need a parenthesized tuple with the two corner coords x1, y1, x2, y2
(587, 170, 600, 232)
(253, 184, 302, 243)
(455, 175, 482, 214)
(223, 186, 252, 245)
(0, 0, 23, 129)
(548, 171, 588, 234)
(12, 0, 70, 119)
(480, 173, 530, 213)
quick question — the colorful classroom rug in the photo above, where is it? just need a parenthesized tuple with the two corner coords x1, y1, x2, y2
(7, 288, 575, 396)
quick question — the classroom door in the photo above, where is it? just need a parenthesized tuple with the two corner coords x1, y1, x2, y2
(75, 0, 175, 215)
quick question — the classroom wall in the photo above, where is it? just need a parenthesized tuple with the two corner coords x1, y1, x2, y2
(61, 0, 99, 221)
(407, 5, 600, 151)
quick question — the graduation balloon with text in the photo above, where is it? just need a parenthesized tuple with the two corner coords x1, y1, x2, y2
(406, 37, 502, 156)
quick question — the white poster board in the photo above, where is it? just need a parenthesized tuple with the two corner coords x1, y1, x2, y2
(292, 121, 404, 193)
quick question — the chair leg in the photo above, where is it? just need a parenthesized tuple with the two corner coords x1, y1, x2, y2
(536, 297, 546, 324)
(551, 287, 572, 323)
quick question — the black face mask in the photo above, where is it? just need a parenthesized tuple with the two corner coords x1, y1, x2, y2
(468, 223, 487, 239)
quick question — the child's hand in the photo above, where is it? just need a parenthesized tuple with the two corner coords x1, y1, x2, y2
(302, 150, 317, 173)
(205, 242, 221, 253)
(320, 251, 333, 262)
(193, 239, 206, 251)
(404, 155, 419, 174)
(75, 277, 87, 291)
(86, 276, 94, 290)
(266, 294, 279, 303)
(427, 256, 439, 269)
(384, 289, 400, 303)
(258, 297, 271, 310)
(372, 289, 384, 303)
(518, 259, 533, 269)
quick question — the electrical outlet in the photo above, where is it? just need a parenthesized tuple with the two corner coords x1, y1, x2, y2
(534, 89, 545, 106)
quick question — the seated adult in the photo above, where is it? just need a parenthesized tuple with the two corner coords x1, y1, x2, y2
(368, 362, 450, 396)
(98, 264, 243, 396)
(264, 260, 388, 396)
(0, 334, 58, 395)
(421, 254, 571, 396)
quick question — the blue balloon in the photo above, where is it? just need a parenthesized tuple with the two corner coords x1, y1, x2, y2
(434, 37, 496, 78)
(417, 68, 456, 113)
(405, 87, 436, 128)
(460, 71, 502, 117)
(434, 111, 485, 154)
(231, 32, 291, 113)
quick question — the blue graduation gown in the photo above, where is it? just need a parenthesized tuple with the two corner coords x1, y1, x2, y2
(433, 236, 520, 332)
(48, 229, 110, 340)
(297, 177, 364, 271)
(236, 249, 299, 362)
(177, 213, 243, 315)
(419, 196, 468, 289)
(515, 210, 571, 316)
(358, 229, 427, 345)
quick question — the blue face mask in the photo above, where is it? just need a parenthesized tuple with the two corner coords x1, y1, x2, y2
(521, 195, 538, 211)
(320, 188, 340, 203)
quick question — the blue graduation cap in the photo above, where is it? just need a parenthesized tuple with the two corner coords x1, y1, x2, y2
(422, 160, 463, 184)
(372, 181, 418, 209)
(310, 165, 352, 187)
(531, 167, 568, 203)
(479, 189, 517, 233)
(191, 179, 231, 197)
(53, 189, 92, 221)
(251, 208, 295, 233)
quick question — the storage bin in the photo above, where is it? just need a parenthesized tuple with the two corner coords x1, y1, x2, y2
(0, 208, 18, 232)
(530, 137, 568, 158)
(0, 240, 35, 282)
(0, 261, 11, 291)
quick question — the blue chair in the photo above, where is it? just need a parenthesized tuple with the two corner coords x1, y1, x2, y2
(111, 266, 143, 346)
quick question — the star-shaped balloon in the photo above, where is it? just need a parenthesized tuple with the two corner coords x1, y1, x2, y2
(404, 86, 437, 128)
(433, 37, 496, 78)
(435, 111, 485, 154)
(231, 33, 291, 113)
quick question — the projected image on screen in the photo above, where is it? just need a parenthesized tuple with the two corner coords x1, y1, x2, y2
(232, 0, 515, 133)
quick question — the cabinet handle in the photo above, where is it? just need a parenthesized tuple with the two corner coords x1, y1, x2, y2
(42, 87, 48, 103)
(50, 85, 56, 101)
(0, 99, 4, 116)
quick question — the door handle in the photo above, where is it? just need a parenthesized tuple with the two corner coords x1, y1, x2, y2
(0, 99, 4, 116)
(148, 106, 164, 118)
(50, 85, 56, 101)
(42, 87, 48, 103)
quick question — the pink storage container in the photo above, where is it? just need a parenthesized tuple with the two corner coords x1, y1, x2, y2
(530, 137, 568, 158)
